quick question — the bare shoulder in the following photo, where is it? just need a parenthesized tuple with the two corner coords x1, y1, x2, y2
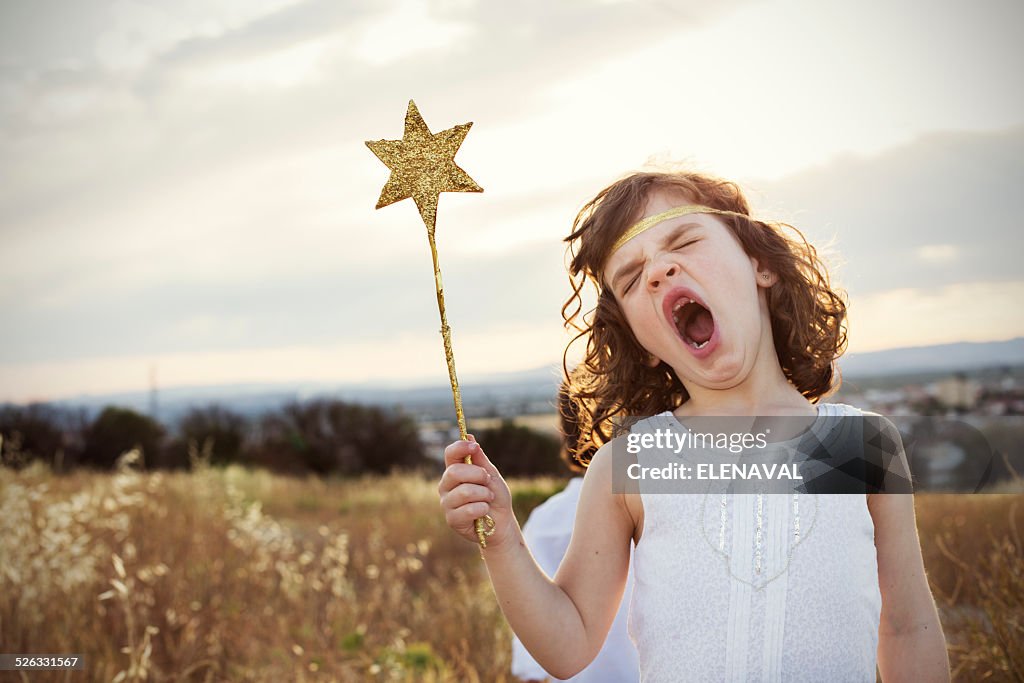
(582, 437, 642, 544)
(859, 409, 916, 495)
(579, 440, 633, 527)
(865, 411, 916, 526)
(855, 410, 919, 551)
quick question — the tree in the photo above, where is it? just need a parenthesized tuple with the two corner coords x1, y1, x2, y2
(176, 404, 248, 466)
(254, 399, 427, 475)
(0, 403, 89, 471)
(474, 420, 564, 477)
(81, 407, 164, 470)
(0, 403, 67, 469)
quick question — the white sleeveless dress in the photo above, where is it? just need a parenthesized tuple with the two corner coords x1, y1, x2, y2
(626, 402, 881, 682)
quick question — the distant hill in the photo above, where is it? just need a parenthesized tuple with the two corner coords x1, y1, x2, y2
(6, 338, 1022, 427)
(25, 364, 565, 427)
(838, 337, 1024, 377)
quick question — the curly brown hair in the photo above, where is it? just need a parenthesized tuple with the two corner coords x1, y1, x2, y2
(556, 380, 591, 474)
(561, 169, 848, 466)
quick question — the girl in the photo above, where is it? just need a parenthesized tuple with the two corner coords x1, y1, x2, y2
(437, 170, 949, 682)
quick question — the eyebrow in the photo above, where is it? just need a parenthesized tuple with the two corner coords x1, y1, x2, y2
(608, 223, 701, 292)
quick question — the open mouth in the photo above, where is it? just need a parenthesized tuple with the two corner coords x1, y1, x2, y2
(670, 296, 716, 350)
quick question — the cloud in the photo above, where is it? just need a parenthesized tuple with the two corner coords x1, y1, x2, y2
(915, 244, 958, 266)
(3, 0, 1024, 401)
(0, 0, 757, 207)
(0, 234, 569, 364)
(0, 0, 309, 73)
(349, 0, 473, 67)
(847, 281, 1024, 353)
(3, 124, 1023, 395)
(750, 126, 1024, 296)
(0, 318, 569, 403)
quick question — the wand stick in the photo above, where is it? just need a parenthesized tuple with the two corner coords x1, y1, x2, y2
(366, 100, 495, 547)
(425, 221, 496, 547)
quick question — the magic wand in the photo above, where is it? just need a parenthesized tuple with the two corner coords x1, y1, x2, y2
(366, 100, 495, 547)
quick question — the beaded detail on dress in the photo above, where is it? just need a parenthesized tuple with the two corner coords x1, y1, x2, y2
(700, 491, 818, 591)
(626, 403, 881, 682)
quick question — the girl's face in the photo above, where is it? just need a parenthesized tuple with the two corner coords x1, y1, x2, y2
(601, 190, 774, 391)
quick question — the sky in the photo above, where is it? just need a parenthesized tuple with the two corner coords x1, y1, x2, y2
(1, 0, 1023, 403)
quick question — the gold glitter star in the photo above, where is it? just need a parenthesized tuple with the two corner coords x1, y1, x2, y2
(365, 100, 495, 548)
(366, 100, 483, 233)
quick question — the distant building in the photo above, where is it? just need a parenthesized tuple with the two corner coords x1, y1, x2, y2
(998, 365, 1018, 391)
(933, 373, 981, 413)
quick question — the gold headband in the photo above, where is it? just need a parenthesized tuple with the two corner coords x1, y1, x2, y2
(608, 204, 747, 260)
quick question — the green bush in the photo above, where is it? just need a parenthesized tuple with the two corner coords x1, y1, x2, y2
(475, 420, 563, 477)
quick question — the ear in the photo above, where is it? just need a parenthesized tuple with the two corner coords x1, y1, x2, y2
(645, 352, 661, 368)
(751, 257, 775, 287)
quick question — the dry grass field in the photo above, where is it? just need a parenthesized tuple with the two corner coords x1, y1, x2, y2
(1, 458, 1021, 682)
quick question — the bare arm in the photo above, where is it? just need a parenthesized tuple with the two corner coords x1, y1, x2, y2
(510, 491, 576, 682)
(870, 491, 950, 682)
(440, 439, 632, 680)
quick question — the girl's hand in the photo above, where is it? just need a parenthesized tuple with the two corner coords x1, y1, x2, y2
(438, 435, 517, 549)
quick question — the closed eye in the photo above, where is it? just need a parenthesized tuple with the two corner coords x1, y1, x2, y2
(622, 274, 640, 295)
(621, 240, 699, 295)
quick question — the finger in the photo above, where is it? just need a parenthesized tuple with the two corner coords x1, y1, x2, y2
(443, 440, 474, 467)
(465, 441, 501, 478)
(448, 482, 494, 508)
(463, 440, 486, 467)
(438, 463, 489, 497)
(450, 501, 491, 526)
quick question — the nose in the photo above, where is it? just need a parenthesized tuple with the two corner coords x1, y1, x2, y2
(647, 259, 677, 290)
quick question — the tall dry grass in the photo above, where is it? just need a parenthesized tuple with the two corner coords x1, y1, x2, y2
(916, 489, 1024, 682)
(1, 451, 1021, 682)
(0, 449, 537, 682)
